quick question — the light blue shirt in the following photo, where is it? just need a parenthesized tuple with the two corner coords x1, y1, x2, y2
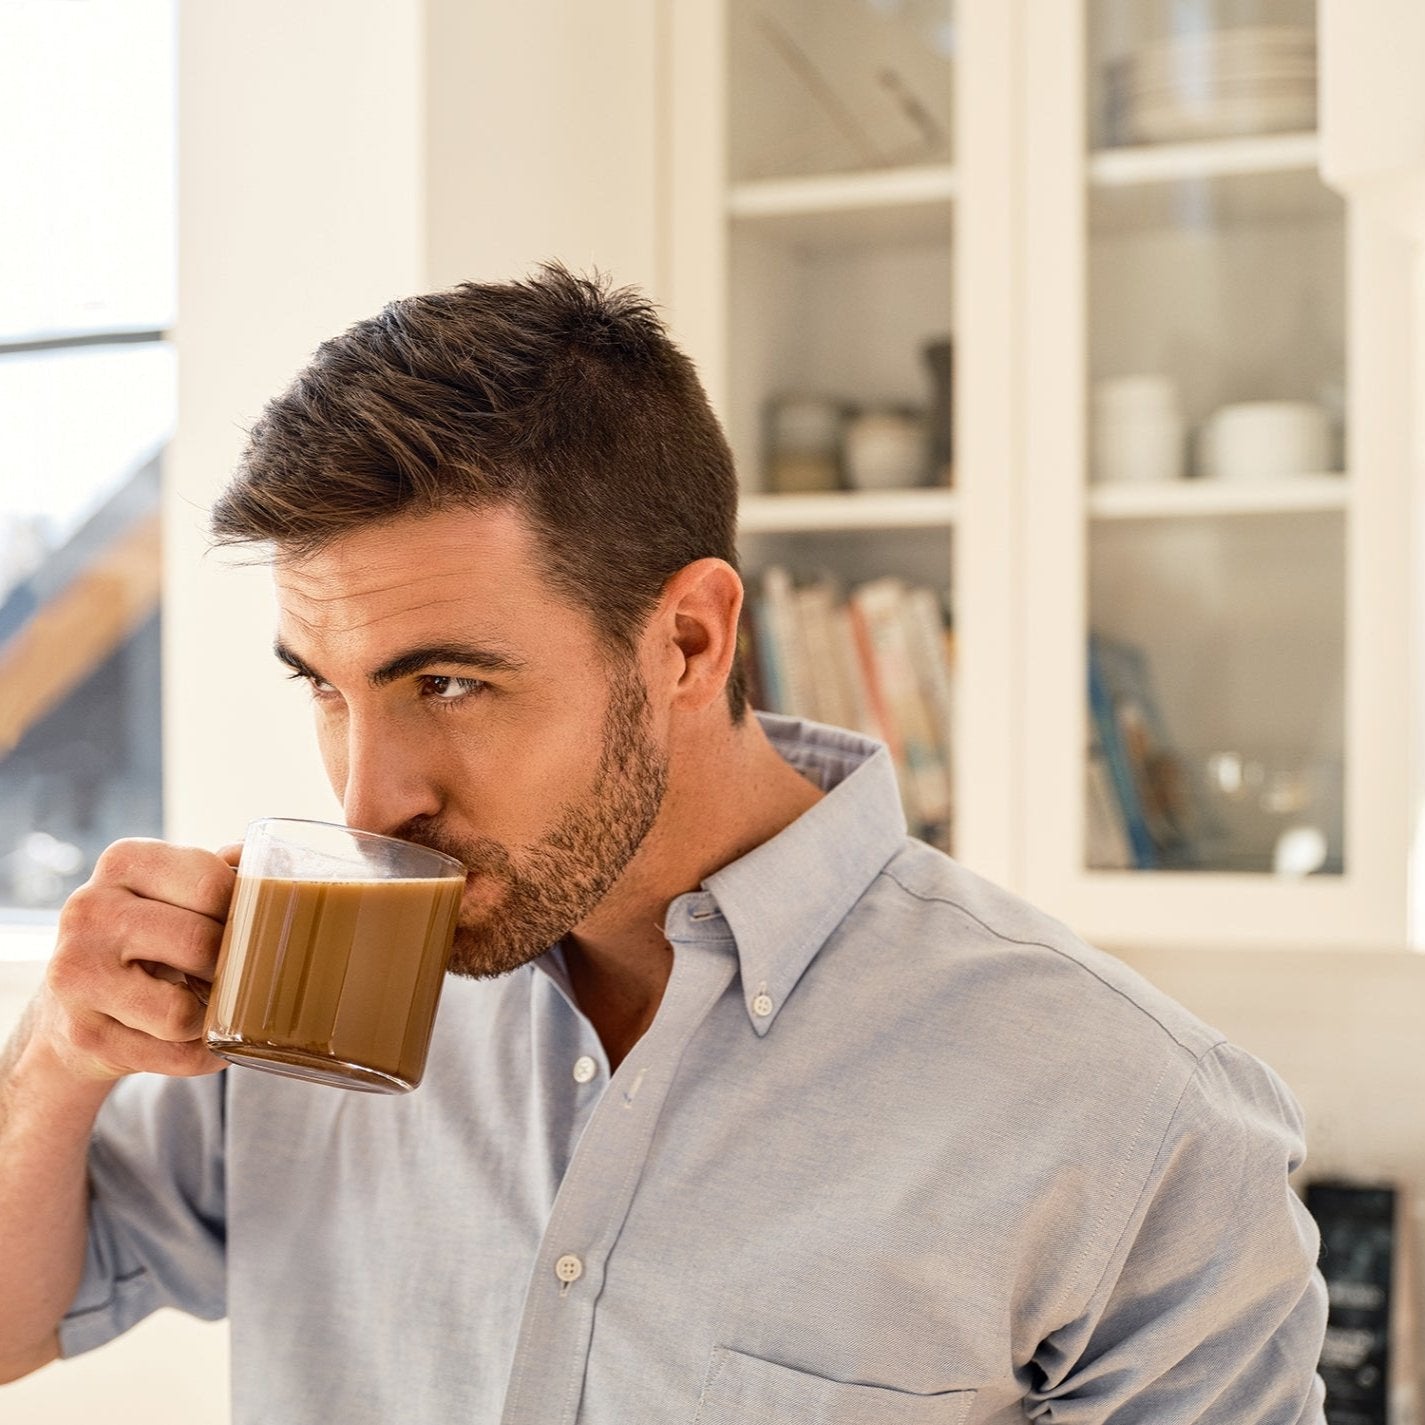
(62, 715, 1327, 1423)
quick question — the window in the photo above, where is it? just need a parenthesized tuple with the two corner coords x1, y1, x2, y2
(0, 0, 176, 952)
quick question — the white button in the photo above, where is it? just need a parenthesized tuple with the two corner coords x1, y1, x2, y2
(572, 1055, 598, 1084)
(752, 993, 774, 1017)
(554, 1254, 584, 1284)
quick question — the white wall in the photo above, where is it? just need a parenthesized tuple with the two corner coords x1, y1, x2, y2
(165, 0, 665, 850)
(423, 2, 661, 295)
(164, 0, 427, 846)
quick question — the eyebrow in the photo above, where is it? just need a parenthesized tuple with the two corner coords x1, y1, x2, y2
(273, 640, 527, 687)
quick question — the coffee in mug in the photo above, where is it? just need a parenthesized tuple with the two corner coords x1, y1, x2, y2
(204, 818, 465, 1093)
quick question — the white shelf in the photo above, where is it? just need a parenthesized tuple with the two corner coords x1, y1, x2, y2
(1089, 132, 1339, 232)
(728, 164, 956, 247)
(739, 488, 959, 534)
(730, 164, 957, 217)
(1088, 473, 1348, 521)
(1089, 131, 1319, 187)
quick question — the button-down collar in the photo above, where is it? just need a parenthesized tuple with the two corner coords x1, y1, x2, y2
(664, 713, 906, 1035)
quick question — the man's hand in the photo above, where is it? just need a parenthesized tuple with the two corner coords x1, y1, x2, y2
(36, 839, 238, 1085)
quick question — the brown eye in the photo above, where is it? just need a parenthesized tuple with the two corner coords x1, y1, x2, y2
(422, 675, 485, 703)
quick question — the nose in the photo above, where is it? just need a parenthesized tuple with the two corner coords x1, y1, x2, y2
(337, 712, 443, 836)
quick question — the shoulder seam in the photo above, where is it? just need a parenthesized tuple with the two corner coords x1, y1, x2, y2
(878, 865, 1222, 1061)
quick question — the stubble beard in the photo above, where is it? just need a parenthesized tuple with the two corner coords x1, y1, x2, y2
(396, 661, 670, 980)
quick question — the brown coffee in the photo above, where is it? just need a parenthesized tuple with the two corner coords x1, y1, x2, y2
(205, 874, 463, 1092)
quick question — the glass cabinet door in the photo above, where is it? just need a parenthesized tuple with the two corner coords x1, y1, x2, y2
(1019, 0, 1395, 950)
(1083, 0, 1346, 879)
(723, 0, 961, 852)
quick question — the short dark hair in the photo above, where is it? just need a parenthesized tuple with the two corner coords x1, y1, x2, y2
(210, 261, 748, 719)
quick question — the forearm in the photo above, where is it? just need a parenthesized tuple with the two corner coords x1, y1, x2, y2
(0, 998, 114, 1381)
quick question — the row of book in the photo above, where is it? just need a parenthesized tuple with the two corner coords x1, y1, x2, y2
(741, 567, 956, 848)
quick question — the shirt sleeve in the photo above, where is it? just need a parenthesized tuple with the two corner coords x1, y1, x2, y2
(58, 1068, 229, 1358)
(1025, 1041, 1328, 1423)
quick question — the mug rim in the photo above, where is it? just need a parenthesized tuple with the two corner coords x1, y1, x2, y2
(245, 816, 467, 878)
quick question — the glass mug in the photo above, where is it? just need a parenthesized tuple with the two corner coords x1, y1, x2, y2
(202, 818, 465, 1093)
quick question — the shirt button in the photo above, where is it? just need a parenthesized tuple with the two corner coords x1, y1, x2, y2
(572, 1055, 598, 1084)
(554, 1254, 584, 1284)
(752, 992, 774, 1017)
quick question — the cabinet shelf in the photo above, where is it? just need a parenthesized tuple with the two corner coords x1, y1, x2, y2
(1088, 474, 1347, 521)
(729, 164, 956, 246)
(739, 488, 959, 534)
(1089, 131, 1319, 187)
(1089, 132, 1339, 231)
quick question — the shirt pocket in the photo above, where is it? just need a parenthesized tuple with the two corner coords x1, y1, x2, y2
(694, 1346, 976, 1425)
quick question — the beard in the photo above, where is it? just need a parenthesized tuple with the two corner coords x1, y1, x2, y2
(394, 659, 669, 979)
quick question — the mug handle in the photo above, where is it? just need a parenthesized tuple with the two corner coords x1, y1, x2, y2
(135, 959, 212, 1008)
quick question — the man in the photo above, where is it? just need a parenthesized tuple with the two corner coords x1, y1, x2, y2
(0, 265, 1326, 1422)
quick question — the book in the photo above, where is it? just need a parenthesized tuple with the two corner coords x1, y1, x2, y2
(904, 587, 956, 754)
(1087, 634, 1158, 869)
(902, 585, 957, 846)
(831, 602, 879, 738)
(847, 596, 900, 759)
(748, 590, 785, 715)
(736, 602, 767, 712)
(1087, 632, 1199, 869)
(760, 565, 816, 719)
(851, 577, 952, 840)
(1086, 745, 1134, 869)
(794, 578, 853, 730)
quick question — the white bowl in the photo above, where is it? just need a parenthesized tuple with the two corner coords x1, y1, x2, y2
(1093, 412, 1186, 484)
(1198, 401, 1331, 481)
(843, 411, 929, 490)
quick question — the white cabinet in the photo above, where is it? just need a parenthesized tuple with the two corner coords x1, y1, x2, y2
(670, 0, 1023, 876)
(665, 0, 1422, 952)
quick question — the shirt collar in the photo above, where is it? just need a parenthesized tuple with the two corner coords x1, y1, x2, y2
(663, 713, 907, 1035)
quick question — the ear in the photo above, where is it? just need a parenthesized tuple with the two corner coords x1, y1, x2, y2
(648, 559, 744, 715)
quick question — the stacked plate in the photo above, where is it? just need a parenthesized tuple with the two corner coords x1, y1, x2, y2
(1107, 26, 1316, 146)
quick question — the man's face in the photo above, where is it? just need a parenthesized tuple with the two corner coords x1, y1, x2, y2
(272, 505, 669, 978)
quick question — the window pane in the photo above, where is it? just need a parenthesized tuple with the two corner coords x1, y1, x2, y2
(0, 343, 173, 917)
(0, 0, 177, 340)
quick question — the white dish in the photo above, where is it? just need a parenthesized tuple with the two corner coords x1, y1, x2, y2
(1124, 53, 1317, 89)
(1093, 413, 1185, 484)
(1129, 26, 1316, 63)
(1092, 376, 1184, 483)
(1123, 70, 1318, 98)
(1198, 401, 1331, 482)
(843, 410, 928, 490)
(1127, 92, 1316, 144)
